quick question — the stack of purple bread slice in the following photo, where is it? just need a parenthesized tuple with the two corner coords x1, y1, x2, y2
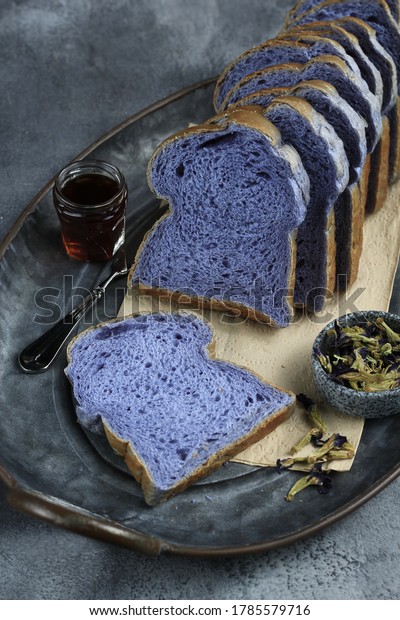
(129, 0, 400, 328)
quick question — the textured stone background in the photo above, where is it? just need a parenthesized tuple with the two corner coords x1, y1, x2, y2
(0, 0, 399, 600)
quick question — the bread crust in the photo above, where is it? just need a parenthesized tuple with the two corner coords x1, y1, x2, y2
(128, 279, 294, 327)
(221, 54, 382, 155)
(390, 96, 400, 183)
(347, 182, 363, 289)
(214, 27, 368, 112)
(66, 313, 296, 506)
(367, 114, 390, 214)
(221, 54, 355, 112)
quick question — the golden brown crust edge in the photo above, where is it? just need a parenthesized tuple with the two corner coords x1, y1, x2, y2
(213, 37, 326, 112)
(346, 182, 363, 290)
(367, 114, 390, 214)
(390, 97, 400, 183)
(128, 280, 291, 328)
(219, 54, 352, 113)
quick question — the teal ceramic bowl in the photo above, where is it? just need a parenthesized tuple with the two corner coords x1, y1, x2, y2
(311, 311, 400, 419)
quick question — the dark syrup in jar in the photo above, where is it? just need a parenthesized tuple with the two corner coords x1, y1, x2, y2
(61, 175, 120, 206)
(53, 163, 127, 262)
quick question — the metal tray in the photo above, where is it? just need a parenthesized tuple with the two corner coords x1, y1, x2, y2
(1, 78, 400, 557)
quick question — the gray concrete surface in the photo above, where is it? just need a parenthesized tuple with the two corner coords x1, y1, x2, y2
(0, 0, 399, 600)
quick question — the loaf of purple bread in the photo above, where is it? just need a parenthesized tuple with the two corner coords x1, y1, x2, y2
(65, 313, 296, 505)
(129, 108, 310, 328)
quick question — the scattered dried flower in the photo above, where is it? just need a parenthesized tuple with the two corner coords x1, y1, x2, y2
(277, 396, 356, 501)
(285, 463, 332, 502)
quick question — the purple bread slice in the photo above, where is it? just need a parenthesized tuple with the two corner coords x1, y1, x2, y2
(129, 108, 309, 328)
(65, 313, 296, 505)
(327, 17, 398, 111)
(286, 0, 400, 25)
(220, 56, 382, 153)
(213, 35, 363, 112)
(259, 96, 349, 310)
(233, 81, 367, 288)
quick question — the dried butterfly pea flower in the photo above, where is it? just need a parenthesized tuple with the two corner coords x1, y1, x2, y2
(285, 463, 332, 502)
(315, 349, 333, 374)
(278, 435, 354, 472)
(327, 447, 355, 460)
(296, 393, 328, 433)
(290, 428, 323, 454)
(376, 318, 400, 345)
(277, 458, 296, 472)
(291, 394, 327, 453)
(306, 434, 354, 464)
(342, 328, 378, 348)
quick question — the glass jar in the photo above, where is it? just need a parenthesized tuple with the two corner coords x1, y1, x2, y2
(53, 159, 127, 262)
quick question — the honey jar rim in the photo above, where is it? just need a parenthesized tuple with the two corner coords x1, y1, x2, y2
(53, 159, 127, 210)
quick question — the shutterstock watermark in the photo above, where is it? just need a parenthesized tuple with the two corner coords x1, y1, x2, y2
(31, 275, 367, 328)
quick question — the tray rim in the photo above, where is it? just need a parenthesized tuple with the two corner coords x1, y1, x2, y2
(1, 76, 400, 557)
